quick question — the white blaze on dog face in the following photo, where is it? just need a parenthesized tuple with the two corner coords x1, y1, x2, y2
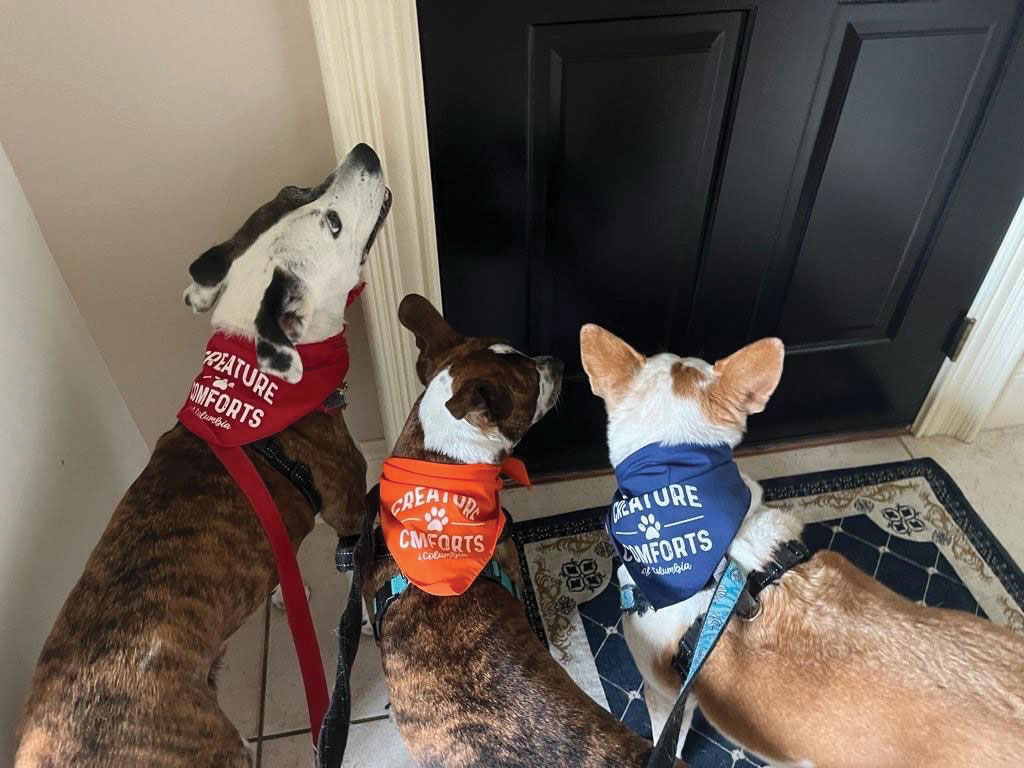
(579, 324, 784, 466)
(398, 295, 563, 464)
(182, 143, 392, 382)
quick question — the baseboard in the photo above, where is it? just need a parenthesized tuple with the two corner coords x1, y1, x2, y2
(359, 437, 388, 486)
(984, 371, 1024, 430)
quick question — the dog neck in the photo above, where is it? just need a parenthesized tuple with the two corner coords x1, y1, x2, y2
(392, 368, 512, 465)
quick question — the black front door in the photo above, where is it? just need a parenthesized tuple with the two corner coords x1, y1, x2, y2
(418, 0, 1024, 474)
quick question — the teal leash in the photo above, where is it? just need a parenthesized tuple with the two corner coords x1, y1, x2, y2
(647, 559, 746, 768)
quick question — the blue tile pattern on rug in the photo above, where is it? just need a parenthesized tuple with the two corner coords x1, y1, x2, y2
(513, 459, 1024, 767)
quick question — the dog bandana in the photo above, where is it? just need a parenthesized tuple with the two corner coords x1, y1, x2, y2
(177, 283, 363, 749)
(379, 456, 531, 596)
(607, 442, 750, 610)
(178, 331, 351, 445)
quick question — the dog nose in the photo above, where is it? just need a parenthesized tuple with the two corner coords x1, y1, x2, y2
(539, 356, 564, 375)
(348, 142, 381, 174)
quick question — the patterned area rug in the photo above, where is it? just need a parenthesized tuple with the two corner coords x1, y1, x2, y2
(511, 459, 1024, 767)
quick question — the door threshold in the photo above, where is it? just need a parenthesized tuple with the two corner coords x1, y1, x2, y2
(522, 425, 911, 486)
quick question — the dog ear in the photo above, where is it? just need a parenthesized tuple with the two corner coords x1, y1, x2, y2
(398, 294, 463, 384)
(709, 338, 785, 421)
(445, 377, 512, 429)
(183, 243, 231, 313)
(254, 268, 311, 383)
(579, 324, 644, 403)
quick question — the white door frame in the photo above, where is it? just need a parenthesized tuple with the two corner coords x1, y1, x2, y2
(310, 0, 1024, 448)
(914, 195, 1024, 440)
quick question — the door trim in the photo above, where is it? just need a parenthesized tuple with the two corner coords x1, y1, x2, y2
(914, 194, 1024, 441)
(308, 0, 441, 446)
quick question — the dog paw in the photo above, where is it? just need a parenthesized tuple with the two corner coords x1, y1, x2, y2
(271, 583, 311, 611)
(638, 514, 661, 540)
(424, 507, 449, 531)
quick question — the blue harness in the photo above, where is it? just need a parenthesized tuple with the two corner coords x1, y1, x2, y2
(607, 442, 749, 610)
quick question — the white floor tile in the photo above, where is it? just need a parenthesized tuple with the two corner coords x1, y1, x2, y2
(736, 437, 912, 480)
(218, 601, 266, 740)
(263, 520, 390, 736)
(901, 426, 1024, 565)
(503, 473, 617, 522)
(258, 732, 315, 768)
(258, 717, 414, 768)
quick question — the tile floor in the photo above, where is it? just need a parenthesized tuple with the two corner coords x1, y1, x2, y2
(222, 426, 1024, 766)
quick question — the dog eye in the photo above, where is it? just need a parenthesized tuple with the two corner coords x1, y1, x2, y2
(325, 210, 342, 238)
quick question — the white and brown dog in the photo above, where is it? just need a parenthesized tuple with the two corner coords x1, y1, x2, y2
(580, 324, 1024, 768)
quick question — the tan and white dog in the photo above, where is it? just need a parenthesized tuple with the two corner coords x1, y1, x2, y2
(580, 323, 1024, 768)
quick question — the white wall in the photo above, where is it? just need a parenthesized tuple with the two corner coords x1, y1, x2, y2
(0, 0, 385, 449)
(985, 355, 1024, 429)
(0, 146, 149, 765)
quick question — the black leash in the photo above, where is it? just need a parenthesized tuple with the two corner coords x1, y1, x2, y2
(316, 485, 378, 768)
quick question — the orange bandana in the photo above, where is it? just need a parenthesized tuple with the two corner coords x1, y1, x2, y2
(379, 456, 531, 596)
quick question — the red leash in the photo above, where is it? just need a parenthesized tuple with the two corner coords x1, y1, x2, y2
(211, 444, 328, 745)
(179, 288, 365, 749)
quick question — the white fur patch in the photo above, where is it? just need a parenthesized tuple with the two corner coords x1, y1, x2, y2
(606, 354, 740, 466)
(418, 367, 514, 464)
(488, 343, 519, 355)
(533, 369, 554, 425)
(184, 282, 223, 313)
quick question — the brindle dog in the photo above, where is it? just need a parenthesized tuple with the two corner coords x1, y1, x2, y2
(16, 144, 390, 767)
(366, 295, 684, 768)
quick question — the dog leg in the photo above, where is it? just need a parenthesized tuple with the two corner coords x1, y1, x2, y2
(645, 684, 696, 756)
(361, 598, 374, 636)
(271, 583, 311, 611)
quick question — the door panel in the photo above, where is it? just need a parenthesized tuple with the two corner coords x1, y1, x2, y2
(418, 0, 1024, 474)
(527, 13, 744, 357)
(777, 23, 989, 350)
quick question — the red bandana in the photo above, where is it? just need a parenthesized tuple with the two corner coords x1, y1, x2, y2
(379, 456, 531, 596)
(178, 331, 350, 445)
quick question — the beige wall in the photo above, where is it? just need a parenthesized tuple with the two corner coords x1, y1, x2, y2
(0, 144, 150, 765)
(0, 0, 384, 448)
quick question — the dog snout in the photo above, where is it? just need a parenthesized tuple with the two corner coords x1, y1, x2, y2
(538, 355, 564, 376)
(348, 142, 381, 175)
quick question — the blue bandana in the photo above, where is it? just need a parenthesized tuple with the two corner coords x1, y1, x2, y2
(607, 442, 750, 610)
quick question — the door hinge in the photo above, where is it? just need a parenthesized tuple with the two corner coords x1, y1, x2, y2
(945, 315, 976, 362)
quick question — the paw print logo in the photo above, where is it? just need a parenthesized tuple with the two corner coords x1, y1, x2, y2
(424, 507, 449, 532)
(638, 514, 661, 540)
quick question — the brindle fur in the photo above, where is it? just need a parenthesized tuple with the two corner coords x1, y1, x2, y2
(365, 296, 680, 767)
(16, 411, 365, 767)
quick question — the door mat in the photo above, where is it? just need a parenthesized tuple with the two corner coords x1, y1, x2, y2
(511, 458, 1024, 767)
